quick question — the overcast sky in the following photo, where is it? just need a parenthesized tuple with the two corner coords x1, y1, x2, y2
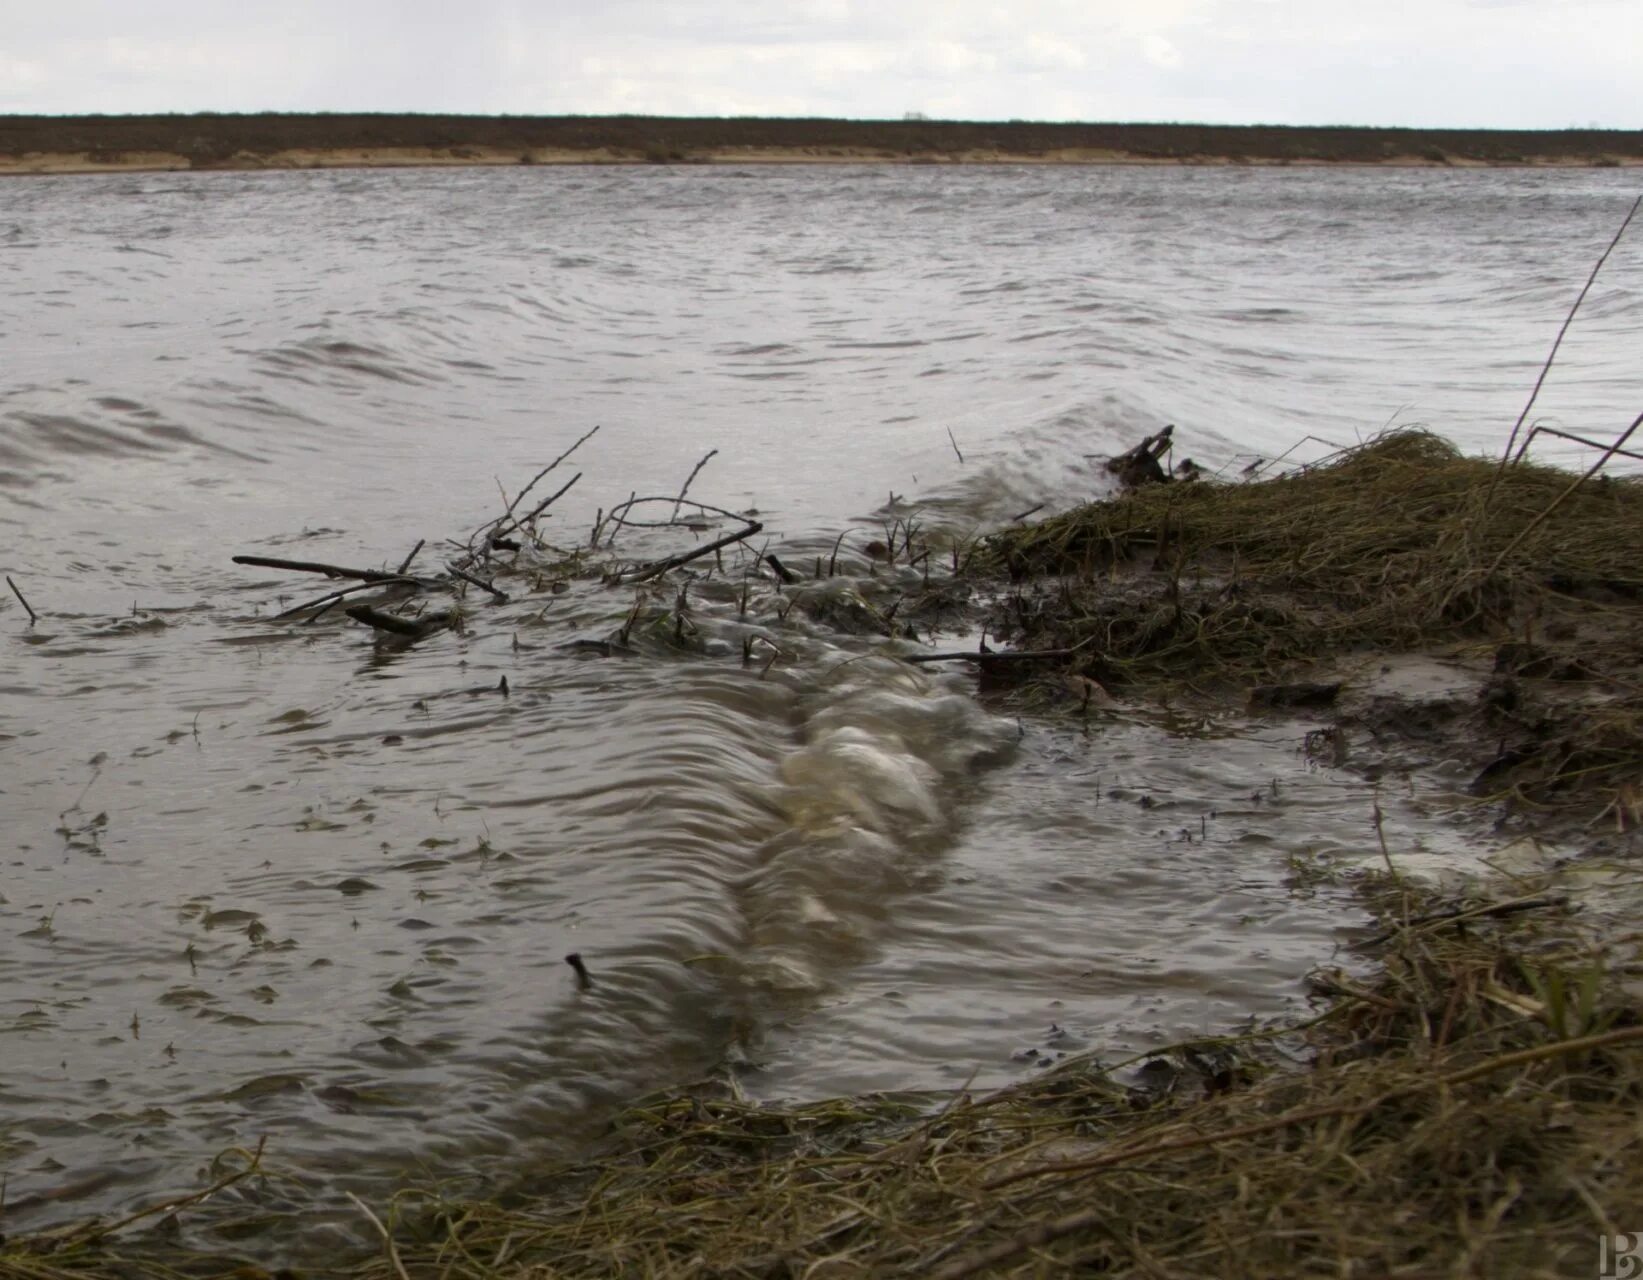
(0, 0, 1636, 130)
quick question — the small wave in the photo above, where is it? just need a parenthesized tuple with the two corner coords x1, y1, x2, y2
(255, 338, 440, 387)
(719, 342, 800, 357)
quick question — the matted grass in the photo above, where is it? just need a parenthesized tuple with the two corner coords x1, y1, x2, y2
(978, 429, 1643, 817)
(985, 429, 1643, 678)
(313, 882, 1639, 1279)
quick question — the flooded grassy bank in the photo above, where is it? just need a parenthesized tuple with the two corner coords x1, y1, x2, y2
(7, 429, 1642, 1277)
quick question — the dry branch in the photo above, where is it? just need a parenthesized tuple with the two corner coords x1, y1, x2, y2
(610, 518, 764, 585)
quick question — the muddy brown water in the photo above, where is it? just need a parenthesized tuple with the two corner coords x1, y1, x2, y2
(1, 164, 1638, 1254)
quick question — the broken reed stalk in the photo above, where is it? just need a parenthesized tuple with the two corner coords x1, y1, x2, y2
(7, 574, 38, 624)
(1498, 191, 1643, 470)
(345, 1192, 412, 1280)
(671, 448, 718, 522)
(231, 554, 434, 585)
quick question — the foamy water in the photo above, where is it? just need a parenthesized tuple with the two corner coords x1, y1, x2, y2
(1, 164, 1637, 1252)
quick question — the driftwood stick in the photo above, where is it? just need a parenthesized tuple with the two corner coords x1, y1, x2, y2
(275, 576, 424, 621)
(478, 472, 581, 554)
(605, 496, 752, 529)
(396, 539, 425, 575)
(496, 425, 601, 525)
(446, 562, 509, 603)
(515, 472, 581, 532)
(613, 519, 764, 586)
(671, 449, 719, 523)
(461, 425, 601, 564)
(7, 575, 38, 624)
(232, 554, 421, 584)
(346, 606, 457, 639)
(903, 647, 1077, 665)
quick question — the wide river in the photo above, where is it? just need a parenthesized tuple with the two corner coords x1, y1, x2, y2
(2, 163, 1638, 1254)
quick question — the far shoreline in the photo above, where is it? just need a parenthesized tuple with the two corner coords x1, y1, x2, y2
(2, 113, 1639, 176)
(5, 146, 1642, 177)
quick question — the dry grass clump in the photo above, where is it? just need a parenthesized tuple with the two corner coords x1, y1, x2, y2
(314, 885, 1640, 1280)
(982, 429, 1643, 687)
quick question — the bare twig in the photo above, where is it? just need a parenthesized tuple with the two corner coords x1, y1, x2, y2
(671, 449, 719, 522)
(1512, 424, 1643, 465)
(232, 554, 429, 584)
(1499, 192, 1642, 469)
(612, 519, 764, 586)
(446, 562, 510, 603)
(605, 496, 751, 529)
(7, 575, 38, 624)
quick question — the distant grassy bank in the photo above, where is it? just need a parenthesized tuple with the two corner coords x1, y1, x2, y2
(1, 112, 1640, 174)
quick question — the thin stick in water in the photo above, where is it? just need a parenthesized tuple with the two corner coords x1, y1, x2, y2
(7, 575, 38, 624)
(671, 449, 719, 523)
(1498, 192, 1643, 470)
